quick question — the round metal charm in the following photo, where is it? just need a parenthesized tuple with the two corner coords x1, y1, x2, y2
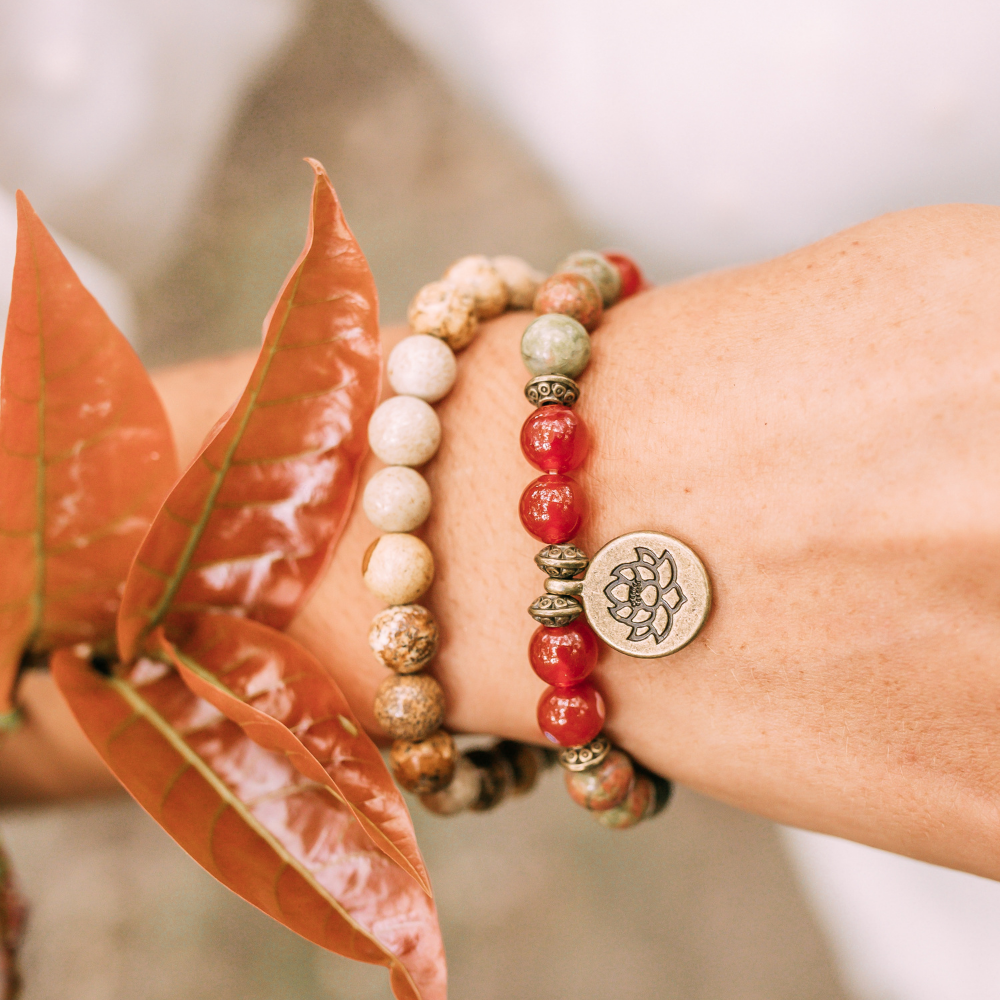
(581, 531, 711, 658)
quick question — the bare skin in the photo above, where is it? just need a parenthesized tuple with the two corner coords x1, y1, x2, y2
(3, 205, 999, 881)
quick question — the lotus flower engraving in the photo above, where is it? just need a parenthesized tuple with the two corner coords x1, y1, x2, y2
(603, 546, 687, 644)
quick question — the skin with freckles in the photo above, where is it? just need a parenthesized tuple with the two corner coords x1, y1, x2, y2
(3, 205, 1000, 883)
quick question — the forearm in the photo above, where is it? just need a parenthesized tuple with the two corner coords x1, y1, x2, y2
(5, 205, 1000, 884)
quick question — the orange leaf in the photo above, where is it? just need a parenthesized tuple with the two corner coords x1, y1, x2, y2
(117, 160, 380, 662)
(0, 193, 178, 711)
(51, 647, 446, 1000)
(157, 614, 430, 894)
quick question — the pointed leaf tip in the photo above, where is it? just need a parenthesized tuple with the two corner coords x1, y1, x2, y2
(117, 165, 381, 661)
(0, 199, 177, 710)
(51, 646, 447, 1000)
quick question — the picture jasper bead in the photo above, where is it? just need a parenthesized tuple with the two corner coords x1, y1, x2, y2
(492, 254, 545, 309)
(444, 254, 509, 319)
(373, 673, 446, 741)
(533, 272, 603, 332)
(520, 314, 591, 379)
(408, 280, 478, 350)
(362, 533, 434, 606)
(496, 740, 547, 794)
(556, 250, 622, 307)
(564, 749, 634, 811)
(593, 775, 655, 829)
(466, 748, 513, 811)
(390, 729, 457, 794)
(368, 604, 439, 673)
(420, 754, 481, 815)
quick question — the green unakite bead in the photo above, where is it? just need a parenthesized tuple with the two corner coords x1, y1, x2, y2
(556, 250, 622, 307)
(521, 314, 591, 378)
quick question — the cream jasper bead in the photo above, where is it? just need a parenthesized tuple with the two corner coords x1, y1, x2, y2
(408, 280, 478, 350)
(491, 255, 545, 310)
(362, 466, 431, 532)
(387, 334, 457, 403)
(368, 395, 441, 466)
(443, 254, 509, 319)
(363, 533, 434, 605)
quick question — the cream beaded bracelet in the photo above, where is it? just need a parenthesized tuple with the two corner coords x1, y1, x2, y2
(361, 249, 712, 827)
(362, 254, 553, 815)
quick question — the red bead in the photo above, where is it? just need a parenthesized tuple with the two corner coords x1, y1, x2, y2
(518, 474, 584, 543)
(601, 251, 644, 300)
(537, 682, 606, 747)
(520, 405, 589, 473)
(529, 619, 598, 686)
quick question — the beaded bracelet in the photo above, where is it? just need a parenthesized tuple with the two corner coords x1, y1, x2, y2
(516, 250, 711, 828)
(362, 255, 554, 815)
(361, 250, 712, 827)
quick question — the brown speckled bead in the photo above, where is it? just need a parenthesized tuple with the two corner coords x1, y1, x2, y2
(466, 748, 513, 811)
(408, 280, 479, 350)
(373, 673, 445, 741)
(533, 272, 603, 332)
(639, 768, 674, 818)
(443, 254, 509, 319)
(492, 255, 545, 309)
(593, 775, 655, 830)
(390, 729, 457, 794)
(496, 740, 546, 794)
(564, 749, 634, 812)
(420, 754, 481, 815)
(368, 604, 439, 674)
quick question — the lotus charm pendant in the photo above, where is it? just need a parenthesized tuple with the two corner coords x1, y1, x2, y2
(581, 531, 711, 658)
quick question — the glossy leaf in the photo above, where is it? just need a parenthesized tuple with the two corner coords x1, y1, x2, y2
(0, 193, 177, 710)
(157, 614, 430, 894)
(118, 160, 380, 662)
(51, 647, 446, 1000)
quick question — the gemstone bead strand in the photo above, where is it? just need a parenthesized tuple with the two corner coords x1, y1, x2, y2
(519, 249, 671, 829)
(363, 255, 552, 813)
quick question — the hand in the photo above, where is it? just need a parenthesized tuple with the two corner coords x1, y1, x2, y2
(290, 204, 1000, 879)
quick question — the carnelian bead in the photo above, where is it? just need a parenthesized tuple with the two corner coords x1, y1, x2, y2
(518, 474, 584, 543)
(537, 682, 606, 746)
(529, 619, 599, 686)
(601, 251, 644, 300)
(520, 405, 589, 473)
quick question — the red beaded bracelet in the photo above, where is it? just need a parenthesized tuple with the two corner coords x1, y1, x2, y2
(518, 250, 713, 828)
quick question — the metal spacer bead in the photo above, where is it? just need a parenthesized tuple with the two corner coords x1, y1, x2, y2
(524, 374, 581, 408)
(534, 543, 589, 579)
(557, 735, 612, 772)
(528, 594, 583, 627)
(545, 578, 583, 596)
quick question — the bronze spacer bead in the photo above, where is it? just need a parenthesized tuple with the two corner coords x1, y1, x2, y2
(534, 543, 589, 579)
(528, 594, 583, 627)
(524, 374, 580, 408)
(557, 734, 612, 772)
